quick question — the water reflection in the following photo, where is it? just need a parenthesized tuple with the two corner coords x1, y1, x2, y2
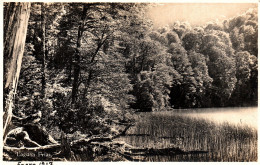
(168, 107, 258, 129)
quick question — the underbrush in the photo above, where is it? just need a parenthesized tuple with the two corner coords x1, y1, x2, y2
(46, 94, 135, 142)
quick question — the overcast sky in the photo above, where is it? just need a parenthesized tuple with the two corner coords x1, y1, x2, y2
(147, 3, 257, 27)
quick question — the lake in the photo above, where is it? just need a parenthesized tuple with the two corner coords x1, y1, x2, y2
(116, 107, 258, 161)
(164, 107, 258, 129)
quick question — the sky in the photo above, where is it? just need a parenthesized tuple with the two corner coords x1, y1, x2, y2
(147, 3, 257, 27)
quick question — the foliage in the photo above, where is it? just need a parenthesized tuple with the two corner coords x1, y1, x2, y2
(13, 3, 257, 142)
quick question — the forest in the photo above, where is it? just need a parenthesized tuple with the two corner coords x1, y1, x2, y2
(3, 2, 258, 161)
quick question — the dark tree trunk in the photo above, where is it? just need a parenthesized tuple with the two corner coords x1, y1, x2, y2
(71, 4, 88, 105)
(3, 2, 31, 141)
(41, 3, 46, 98)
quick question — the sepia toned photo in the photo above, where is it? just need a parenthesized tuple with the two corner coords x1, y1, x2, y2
(2, 1, 258, 162)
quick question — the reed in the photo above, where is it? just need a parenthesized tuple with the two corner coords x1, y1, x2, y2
(118, 112, 257, 161)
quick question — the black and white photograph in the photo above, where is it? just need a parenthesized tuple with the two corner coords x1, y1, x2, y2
(2, 0, 258, 162)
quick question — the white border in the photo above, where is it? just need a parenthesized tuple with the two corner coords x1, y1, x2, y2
(0, 0, 259, 165)
(0, 0, 259, 3)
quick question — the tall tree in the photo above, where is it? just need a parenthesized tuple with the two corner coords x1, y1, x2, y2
(200, 30, 237, 106)
(41, 3, 46, 98)
(71, 4, 89, 104)
(3, 2, 31, 141)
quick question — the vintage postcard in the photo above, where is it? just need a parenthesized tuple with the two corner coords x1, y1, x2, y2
(1, 0, 259, 163)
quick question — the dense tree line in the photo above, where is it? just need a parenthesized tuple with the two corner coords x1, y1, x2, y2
(6, 3, 257, 144)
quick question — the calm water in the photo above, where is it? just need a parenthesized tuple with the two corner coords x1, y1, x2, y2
(166, 107, 258, 129)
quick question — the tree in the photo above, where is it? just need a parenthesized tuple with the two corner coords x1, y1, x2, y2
(226, 8, 258, 106)
(41, 3, 46, 97)
(13, 3, 66, 130)
(187, 51, 213, 107)
(200, 30, 237, 106)
(182, 31, 202, 51)
(167, 43, 197, 108)
(49, 3, 140, 133)
(226, 8, 257, 56)
(4, 2, 31, 141)
(71, 4, 89, 104)
(57, 3, 117, 105)
(229, 51, 257, 106)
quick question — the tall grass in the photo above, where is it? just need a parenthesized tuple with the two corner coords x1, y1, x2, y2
(117, 112, 257, 161)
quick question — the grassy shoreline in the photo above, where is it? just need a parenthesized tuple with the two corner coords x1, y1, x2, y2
(117, 112, 257, 161)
